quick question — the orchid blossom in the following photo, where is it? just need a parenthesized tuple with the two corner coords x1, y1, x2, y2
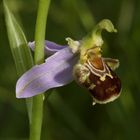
(16, 19, 121, 104)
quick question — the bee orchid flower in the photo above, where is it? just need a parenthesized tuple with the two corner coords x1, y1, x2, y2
(16, 40, 79, 98)
(16, 19, 121, 104)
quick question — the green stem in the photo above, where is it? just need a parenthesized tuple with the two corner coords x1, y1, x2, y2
(29, 0, 51, 140)
(29, 95, 44, 140)
(34, 0, 51, 64)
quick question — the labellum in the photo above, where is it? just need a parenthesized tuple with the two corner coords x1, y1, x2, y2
(73, 46, 121, 104)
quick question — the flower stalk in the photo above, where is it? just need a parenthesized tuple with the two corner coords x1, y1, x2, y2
(29, 0, 51, 140)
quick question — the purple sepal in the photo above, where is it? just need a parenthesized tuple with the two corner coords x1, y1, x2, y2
(16, 47, 78, 98)
(28, 40, 66, 55)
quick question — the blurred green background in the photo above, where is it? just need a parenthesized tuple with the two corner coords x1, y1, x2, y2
(0, 0, 140, 140)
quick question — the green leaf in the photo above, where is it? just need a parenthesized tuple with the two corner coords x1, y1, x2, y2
(3, 0, 33, 75)
(3, 0, 33, 123)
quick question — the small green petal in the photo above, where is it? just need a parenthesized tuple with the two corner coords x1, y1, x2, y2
(66, 37, 80, 53)
(80, 19, 117, 62)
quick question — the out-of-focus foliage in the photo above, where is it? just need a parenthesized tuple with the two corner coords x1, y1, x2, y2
(0, 0, 140, 140)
